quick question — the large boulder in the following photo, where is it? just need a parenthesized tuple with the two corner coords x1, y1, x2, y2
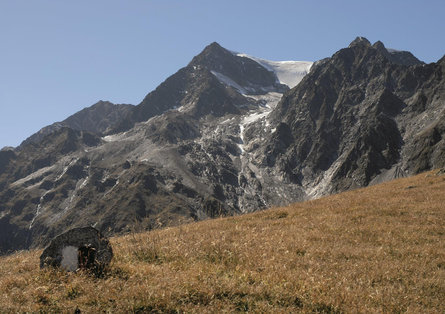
(39, 227, 113, 272)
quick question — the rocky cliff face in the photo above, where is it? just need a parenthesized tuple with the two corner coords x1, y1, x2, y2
(263, 37, 444, 196)
(0, 38, 443, 254)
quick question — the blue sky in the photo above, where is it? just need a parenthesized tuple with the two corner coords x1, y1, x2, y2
(1, 0, 444, 148)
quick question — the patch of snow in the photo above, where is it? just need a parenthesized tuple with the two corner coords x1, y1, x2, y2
(386, 48, 401, 53)
(211, 71, 248, 94)
(237, 108, 269, 154)
(220, 118, 231, 124)
(102, 134, 119, 142)
(0, 211, 7, 220)
(246, 92, 283, 109)
(56, 158, 79, 181)
(242, 110, 269, 125)
(238, 124, 245, 154)
(104, 179, 119, 196)
(100, 174, 109, 184)
(237, 92, 284, 154)
(102, 129, 132, 142)
(79, 176, 89, 189)
(29, 204, 41, 229)
(235, 53, 313, 88)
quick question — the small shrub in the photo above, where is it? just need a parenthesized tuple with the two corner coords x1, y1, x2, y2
(66, 285, 81, 300)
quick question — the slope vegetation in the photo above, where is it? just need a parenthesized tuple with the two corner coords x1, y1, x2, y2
(1, 170, 444, 313)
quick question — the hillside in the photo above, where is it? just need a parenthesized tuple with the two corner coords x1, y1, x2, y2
(1, 170, 444, 313)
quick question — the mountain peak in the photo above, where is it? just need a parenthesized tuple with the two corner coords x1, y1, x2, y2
(189, 42, 288, 95)
(346, 37, 424, 66)
(206, 41, 224, 50)
(194, 41, 230, 61)
(372, 40, 424, 66)
(372, 40, 386, 50)
(349, 36, 371, 48)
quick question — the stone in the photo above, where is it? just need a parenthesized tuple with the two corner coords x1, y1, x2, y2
(40, 227, 113, 272)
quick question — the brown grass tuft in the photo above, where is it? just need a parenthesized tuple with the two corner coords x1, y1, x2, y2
(1, 170, 444, 312)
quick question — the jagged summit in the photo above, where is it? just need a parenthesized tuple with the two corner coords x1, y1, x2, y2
(189, 41, 233, 69)
(372, 40, 386, 50)
(346, 36, 424, 66)
(349, 36, 372, 48)
(266, 37, 442, 198)
(373, 40, 424, 66)
(193, 41, 227, 59)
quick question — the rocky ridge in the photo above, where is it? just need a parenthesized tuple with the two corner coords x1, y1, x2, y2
(20, 101, 133, 147)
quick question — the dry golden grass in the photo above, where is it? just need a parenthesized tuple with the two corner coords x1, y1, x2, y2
(1, 170, 444, 313)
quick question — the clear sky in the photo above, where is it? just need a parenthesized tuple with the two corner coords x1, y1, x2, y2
(1, 0, 444, 148)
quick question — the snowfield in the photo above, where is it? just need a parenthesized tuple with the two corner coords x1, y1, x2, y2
(235, 53, 313, 88)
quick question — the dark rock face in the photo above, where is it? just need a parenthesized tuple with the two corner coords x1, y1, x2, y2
(262, 36, 444, 197)
(407, 111, 445, 173)
(0, 149, 15, 174)
(40, 227, 113, 271)
(0, 38, 444, 254)
(372, 41, 424, 66)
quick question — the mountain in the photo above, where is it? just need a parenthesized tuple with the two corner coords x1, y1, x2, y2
(20, 101, 133, 147)
(0, 38, 443, 254)
(261, 36, 444, 197)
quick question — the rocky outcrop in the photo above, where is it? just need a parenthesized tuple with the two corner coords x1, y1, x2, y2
(40, 227, 113, 272)
(372, 40, 424, 66)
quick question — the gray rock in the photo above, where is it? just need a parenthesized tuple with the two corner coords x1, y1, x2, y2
(39, 227, 113, 272)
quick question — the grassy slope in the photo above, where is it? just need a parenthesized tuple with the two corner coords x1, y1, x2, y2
(0, 170, 444, 313)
